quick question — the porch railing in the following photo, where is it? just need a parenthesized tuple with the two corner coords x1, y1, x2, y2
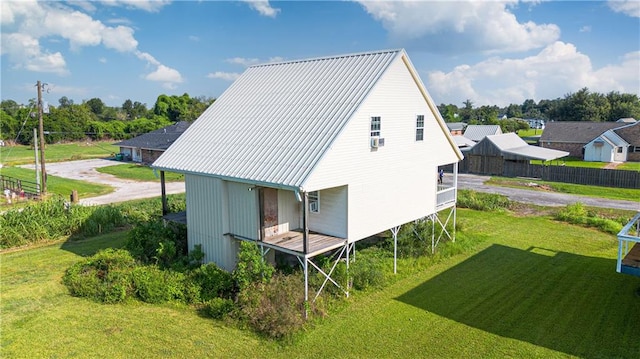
(617, 212, 640, 277)
(436, 185, 456, 210)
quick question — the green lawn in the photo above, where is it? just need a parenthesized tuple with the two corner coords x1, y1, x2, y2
(486, 176, 640, 202)
(96, 164, 184, 182)
(618, 162, 640, 172)
(0, 142, 117, 166)
(2, 209, 639, 358)
(530, 157, 607, 169)
(0, 166, 113, 205)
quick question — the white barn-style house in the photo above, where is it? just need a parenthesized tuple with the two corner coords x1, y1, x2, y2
(152, 49, 463, 300)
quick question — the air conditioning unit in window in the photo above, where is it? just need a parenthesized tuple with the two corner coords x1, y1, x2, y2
(370, 137, 380, 148)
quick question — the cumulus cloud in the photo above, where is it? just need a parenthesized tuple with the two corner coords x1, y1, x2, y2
(99, 0, 171, 13)
(356, 0, 560, 54)
(426, 42, 640, 106)
(207, 72, 241, 81)
(608, 0, 640, 17)
(226, 56, 285, 67)
(242, 0, 280, 18)
(1, 1, 182, 87)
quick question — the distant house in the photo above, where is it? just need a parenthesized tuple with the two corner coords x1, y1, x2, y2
(115, 121, 191, 164)
(524, 118, 545, 130)
(539, 121, 627, 158)
(446, 122, 467, 136)
(152, 49, 463, 298)
(462, 133, 569, 175)
(584, 122, 640, 162)
(616, 118, 637, 124)
(463, 125, 502, 142)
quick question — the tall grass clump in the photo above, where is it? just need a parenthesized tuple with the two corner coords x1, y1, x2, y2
(554, 202, 624, 235)
(457, 189, 511, 211)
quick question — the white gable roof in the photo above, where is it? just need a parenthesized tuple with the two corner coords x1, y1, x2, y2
(487, 133, 569, 161)
(153, 49, 459, 188)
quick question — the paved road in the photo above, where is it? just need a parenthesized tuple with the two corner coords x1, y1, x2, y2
(23, 159, 185, 206)
(450, 173, 639, 211)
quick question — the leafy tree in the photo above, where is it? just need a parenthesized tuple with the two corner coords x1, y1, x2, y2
(85, 98, 105, 116)
(58, 96, 74, 108)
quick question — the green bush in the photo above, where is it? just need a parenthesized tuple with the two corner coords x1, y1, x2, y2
(63, 248, 136, 303)
(236, 274, 308, 339)
(125, 220, 187, 267)
(555, 203, 623, 235)
(350, 250, 390, 291)
(457, 190, 511, 211)
(131, 266, 186, 304)
(233, 241, 274, 291)
(190, 263, 234, 301)
(79, 205, 127, 237)
(204, 298, 235, 319)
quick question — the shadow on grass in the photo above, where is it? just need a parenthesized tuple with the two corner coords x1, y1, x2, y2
(396, 244, 640, 358)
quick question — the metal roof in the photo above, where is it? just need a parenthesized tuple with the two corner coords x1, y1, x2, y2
(486, 133, 569, 161)
(463, 125, 502, 142)
(152, 49, 402, 188)
(115, 121, 191, 150)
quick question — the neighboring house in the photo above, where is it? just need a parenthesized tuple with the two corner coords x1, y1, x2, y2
(463, 125, 502, 142)
(152, 49, 463, 298)
(584, 122, 640, 162)
(524, 118, 545, 130)
(115, 121, 191, 164)
(452, 135, 476, 150)
(446, 122, 467, 136)
(539, 121, 626, 158)
(462, 133, 569, 175)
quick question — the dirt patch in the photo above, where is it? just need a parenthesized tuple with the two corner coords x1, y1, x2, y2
(509, 202, 556, 217)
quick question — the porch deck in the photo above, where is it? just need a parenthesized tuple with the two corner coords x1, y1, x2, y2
(262, 230, 348, 257)
(622, 243, 640, 269)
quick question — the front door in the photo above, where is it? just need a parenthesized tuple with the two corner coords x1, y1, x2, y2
(259, 188, 279, 239)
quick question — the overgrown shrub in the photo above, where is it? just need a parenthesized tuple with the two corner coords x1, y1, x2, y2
(63, 248, 136, 303)
(79, 205, 127, 237)
(125, 220, 187, 268)
(350, 248, 390, 291)
(204, 298, 235, 319)
(190, 263, 234, 301)
(131, 266, 186, 304)
(236, 274, 308, 339)
(233, 241, 274, 291)
(310, 255, 349, 296)
(555, 203, 623, 235)
(457, 190, 511, 211)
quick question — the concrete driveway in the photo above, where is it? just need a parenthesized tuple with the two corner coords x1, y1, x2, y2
(25, 159, 185, 206)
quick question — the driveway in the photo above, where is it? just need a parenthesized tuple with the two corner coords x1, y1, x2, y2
(24, 159, 185, 206)
(450, 173, 639, 211)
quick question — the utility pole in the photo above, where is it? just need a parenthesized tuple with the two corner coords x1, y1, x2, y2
(33, 128, 41, 193)
(37, 80, 47, 195)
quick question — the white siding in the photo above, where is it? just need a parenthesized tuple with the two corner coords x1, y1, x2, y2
(304, 55, 454, 241)
(277, 189, 300, 233)
(584, 139, 614, 162)
(185, 174, 237, 271)
(309, 186, 347, 238)
(228, 181, 259, 240)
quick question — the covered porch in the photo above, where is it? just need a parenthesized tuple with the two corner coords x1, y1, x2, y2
(617, 212, 640, 277)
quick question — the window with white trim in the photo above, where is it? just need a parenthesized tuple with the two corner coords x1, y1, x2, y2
(416, 115, 424, 141)
(308, 191, 319, 213)
(370, 116, 381, 137)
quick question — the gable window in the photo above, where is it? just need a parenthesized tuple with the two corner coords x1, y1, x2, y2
(370, 116, 381, 137)
(308, 191, 319, 213)
(416, 115, 424, 141)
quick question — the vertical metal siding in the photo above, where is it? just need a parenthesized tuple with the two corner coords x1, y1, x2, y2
(186, 174, 237, 271)
(228, 182, 259, 240)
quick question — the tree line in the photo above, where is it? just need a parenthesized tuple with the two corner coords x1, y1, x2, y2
(1, 93, 214, 145)
(438, 88, 640, 132)
(2, 87, 638, 145)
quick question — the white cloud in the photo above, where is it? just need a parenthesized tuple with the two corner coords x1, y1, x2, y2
(99, 57, 107, 63)
(608, 0, 640, 17)
(207, 72, 241, 81)
(226, 57, 261, 66)
(242, 0, 280, 18)
(356, 0, 560, 54)
(189, 35, 200, 42)
(579, 25, 591, 33)
(99, 0, 171, 13)
(426, 42, 640, 106)
(1, 1, 182, 85)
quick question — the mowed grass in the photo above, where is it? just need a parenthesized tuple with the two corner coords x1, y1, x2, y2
(2, 210, 639, 358)
(531, 157, 608, 169)
(96, 164, 184, 182)
(0, 166, 112, 200)
(486, 176, 640, 202)
(0, 142, 117, 166)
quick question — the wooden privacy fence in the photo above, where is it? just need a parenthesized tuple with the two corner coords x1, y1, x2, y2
(501, 162, 640, 189)
(448, 159, 640, 189)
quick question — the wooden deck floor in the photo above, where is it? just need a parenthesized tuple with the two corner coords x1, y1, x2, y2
(263, 230, 347, 257)
(622, 242, 640, 269)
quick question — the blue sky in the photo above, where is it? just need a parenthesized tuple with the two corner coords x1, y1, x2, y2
(1, 1, 639, 109)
